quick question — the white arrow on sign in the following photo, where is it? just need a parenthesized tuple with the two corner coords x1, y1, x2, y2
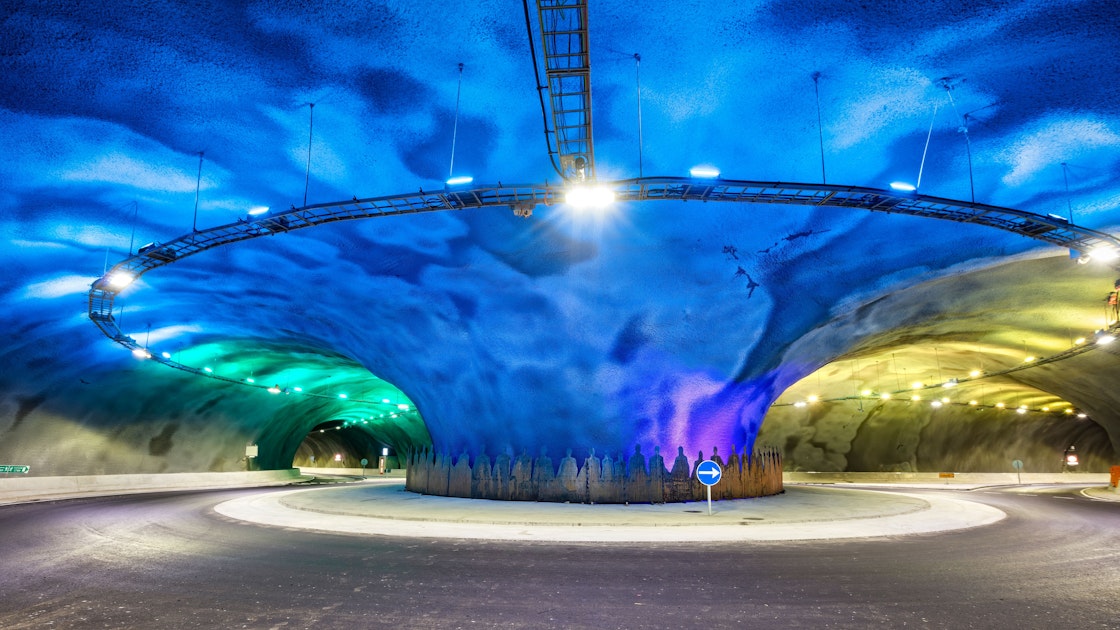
(696, 460, 722, 486)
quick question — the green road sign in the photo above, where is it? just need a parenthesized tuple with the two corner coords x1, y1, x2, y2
(0, 465, 30, 474)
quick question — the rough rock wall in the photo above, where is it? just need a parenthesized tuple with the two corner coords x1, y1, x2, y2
(760, 400, 1117, 473)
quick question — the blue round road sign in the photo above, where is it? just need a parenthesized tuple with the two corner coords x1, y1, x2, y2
(696, 460, 722, 486)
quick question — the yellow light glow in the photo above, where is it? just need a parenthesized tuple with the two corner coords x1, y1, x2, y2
(806, 394, 819, 403)
(996, 402, 1006, 409)
(1024, 356, 1036, 363)
(931, 400, 943, 408)
(968, 400, 978, 406)
(969, 370, 981, 378)
(911, 395, 921, 401)
(911, 381, 924, 389)
(861, 389, 872, 396)
(1074, 337, 1086, 345)
(880, 393, 891, 400)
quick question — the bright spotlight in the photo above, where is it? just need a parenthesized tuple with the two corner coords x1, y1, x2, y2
(880, 393, 891, 400)
(446, 175, 474, 186)
(267, 385, 281, 394)
(931, 400, 943, 408)
(793, 401, 807, 408)
(911, 395, 921, 401)
(1088, 246, 1119, 262)
(968, 400, 978, 406)
(806, 395, 819, 403)
(1074, 337, 1086, 345)
(132, 347, 150, 359)
(889, 181, 917, 192)
(248, 205, 270, 216)
(689, 166, 721, 178)
(161, 351, 172, 359)
(969, 370, 981, 378)
(397, 403, 409, 410)
(911, 381, 924, 390)
(861, 389, 872, 397)
(108, 272, 135, 289)
(565, 185, 615, 209)
(1097, 334, 1115, 345)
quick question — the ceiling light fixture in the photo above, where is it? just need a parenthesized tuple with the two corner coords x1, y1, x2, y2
(108, 272, 135, 289)
(565, 185, 615, 209)
(689, 166, 721, 178)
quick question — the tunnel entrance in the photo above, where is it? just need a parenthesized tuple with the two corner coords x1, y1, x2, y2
(292, 419, 418, 472)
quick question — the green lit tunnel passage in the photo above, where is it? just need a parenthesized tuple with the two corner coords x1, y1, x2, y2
(154, 338, 433, 471)
(293, 420, 406, 470)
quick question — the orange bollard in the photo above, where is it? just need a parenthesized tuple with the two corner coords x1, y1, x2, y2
(1110, 466, 1120, 488)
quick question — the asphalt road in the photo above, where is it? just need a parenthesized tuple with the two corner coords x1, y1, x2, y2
(0, 485, 1116, 629)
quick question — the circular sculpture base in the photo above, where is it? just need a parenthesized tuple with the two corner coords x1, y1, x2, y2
(405, 446, 783, 503)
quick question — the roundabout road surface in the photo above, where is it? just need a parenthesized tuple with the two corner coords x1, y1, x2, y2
(0, 484, 1117, 629)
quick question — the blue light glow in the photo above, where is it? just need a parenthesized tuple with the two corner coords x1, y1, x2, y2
(3, 0, 1120, 475)
(689, 166, 721, 178)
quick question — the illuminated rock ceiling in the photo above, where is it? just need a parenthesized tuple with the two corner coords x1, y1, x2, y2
(2, 0, 1118, 474)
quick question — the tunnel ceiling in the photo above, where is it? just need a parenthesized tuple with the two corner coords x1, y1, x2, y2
(2, 0, 1119, 474)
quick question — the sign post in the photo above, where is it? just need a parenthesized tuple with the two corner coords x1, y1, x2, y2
(360, 458, 369, 478)
(696, 460, 723, 516)
(0, 465, 30, 474)
(1011, 459, 1023, 485)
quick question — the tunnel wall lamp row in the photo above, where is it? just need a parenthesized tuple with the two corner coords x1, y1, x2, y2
(121, 341, 413, 412)
(780, 322, 1119, 417)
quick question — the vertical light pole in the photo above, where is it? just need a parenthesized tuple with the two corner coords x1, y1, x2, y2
(303, 103, 315, 207)
(1061, 162, 1074, 223)
(812, 71, 826, 184)
(941, 79, 975, 203)
(192, 151, 204, 232)
(449, 63, 464, 181)
(635, 53, 644, 178)
(127, 201, 139, 256)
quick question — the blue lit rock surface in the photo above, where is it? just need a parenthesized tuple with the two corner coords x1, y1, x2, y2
(2, 1, 1119, 476)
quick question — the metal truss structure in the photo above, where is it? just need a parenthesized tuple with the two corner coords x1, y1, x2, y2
(537, 0, 595, 180)
(89, 177, 1120, 354)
